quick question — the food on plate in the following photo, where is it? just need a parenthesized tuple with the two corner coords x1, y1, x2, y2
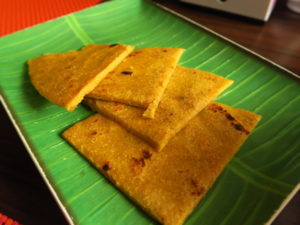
(28, 43, 261, 225)
(85, 65, 233, 151)
(87, 47, 184, 118)
(28, 44, 134, 111)
(63, 102, 261, 225)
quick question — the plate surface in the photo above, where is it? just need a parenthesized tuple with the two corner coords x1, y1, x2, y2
(0, 0, 299, 224)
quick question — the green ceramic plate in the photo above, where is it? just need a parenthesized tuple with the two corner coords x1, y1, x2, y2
(0, 0, 299, 224)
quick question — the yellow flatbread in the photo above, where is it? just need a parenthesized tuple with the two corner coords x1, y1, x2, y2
(87, 47, 184, 118)
(63, 102, 261, 225)
(85, 66, 233, 151)
(28, 44, 134, 111)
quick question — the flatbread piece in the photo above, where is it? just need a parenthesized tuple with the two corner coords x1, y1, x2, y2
(87, 47, 184, 118)
(28, 44, 134, 111)
(85, 66, 233, 150)
(63, 102, 261, 225)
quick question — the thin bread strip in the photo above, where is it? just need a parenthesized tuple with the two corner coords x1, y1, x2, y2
(63, 102, 261, 225)
(85, 66, 233, 151)
(87, 47, 184, 118)
(28, 44, 134, 111)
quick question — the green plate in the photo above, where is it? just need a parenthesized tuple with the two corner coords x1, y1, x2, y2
(0, 0, 299, 224)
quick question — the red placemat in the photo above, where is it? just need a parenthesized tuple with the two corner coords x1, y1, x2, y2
(0, 0, 102, 37)
(0, 212, 22, 225)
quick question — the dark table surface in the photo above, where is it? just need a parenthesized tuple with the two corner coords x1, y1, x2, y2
(0, 0, 299, 224)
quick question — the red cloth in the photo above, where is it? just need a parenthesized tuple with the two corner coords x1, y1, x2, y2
(0, 212, 22, 225)
(0, 0, 101, 37)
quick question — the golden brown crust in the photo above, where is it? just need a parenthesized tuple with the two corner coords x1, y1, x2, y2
(85, 66, 233, 151)
(63, 102, 261, 225)
(87, 47, 184, 118)
(28, 44, 134, 111)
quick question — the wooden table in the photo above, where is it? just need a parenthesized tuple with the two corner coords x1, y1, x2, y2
(0, 0, 299, 224)
(154, 0, 300, 75)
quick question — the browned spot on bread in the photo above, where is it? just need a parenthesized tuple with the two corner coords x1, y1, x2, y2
(142, 150, 152, 159)
(226, 113, 235, 120)
(191, 179, 198, 188)
(121, 71, 132, 75)
(102, 162, 110, 171)
(177, 96, 187, 101)
(191, 186, 205, 196)
(128, 51, 141, 57)
(204, 76, 217, 81)
(208, 103, 226, 113)
(177, 169, 190, 174)
(208, 104, 250, 134)
(64, 65, 72, 70)
(132, 157, 145, 167)
(190, 178, 205, 196)
(231, 122, 249, 135)
(90, 131, 98, 135)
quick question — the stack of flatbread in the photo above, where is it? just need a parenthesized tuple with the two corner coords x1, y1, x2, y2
(28, 44, 261, 225)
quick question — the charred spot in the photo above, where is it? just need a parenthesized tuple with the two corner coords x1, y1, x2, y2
(109, 44, 118, 47)
(140, 158, 145, 167)
(231, 122, 250, 135)
(233, 123, 243, 131)
(90, 131, 98, 135)
(132, 157, 145, 167)
(191, 187, 205, 196)
(191, 179, 198, 188)
(163, 49, 168, 52)
(169, 112, 174, 116)
(93, 119, 98, 123)
(102, 163, 110, 171)
(208, 104, 226, 113)
(191, 187, 204, 196)
(121, 71, 133, 75)
(191, 179, 205, 196)
(226, 113, 235, 121)
(142, 150, 152, 159)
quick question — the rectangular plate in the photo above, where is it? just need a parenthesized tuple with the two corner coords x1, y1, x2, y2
(0, 0, 299, 224)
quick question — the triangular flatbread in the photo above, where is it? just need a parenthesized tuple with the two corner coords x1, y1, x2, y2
(85, 66, 233, 151)
(63, 102, 261, 225)
(87, 47, 184, 118)
(28, 44, 134, 111)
